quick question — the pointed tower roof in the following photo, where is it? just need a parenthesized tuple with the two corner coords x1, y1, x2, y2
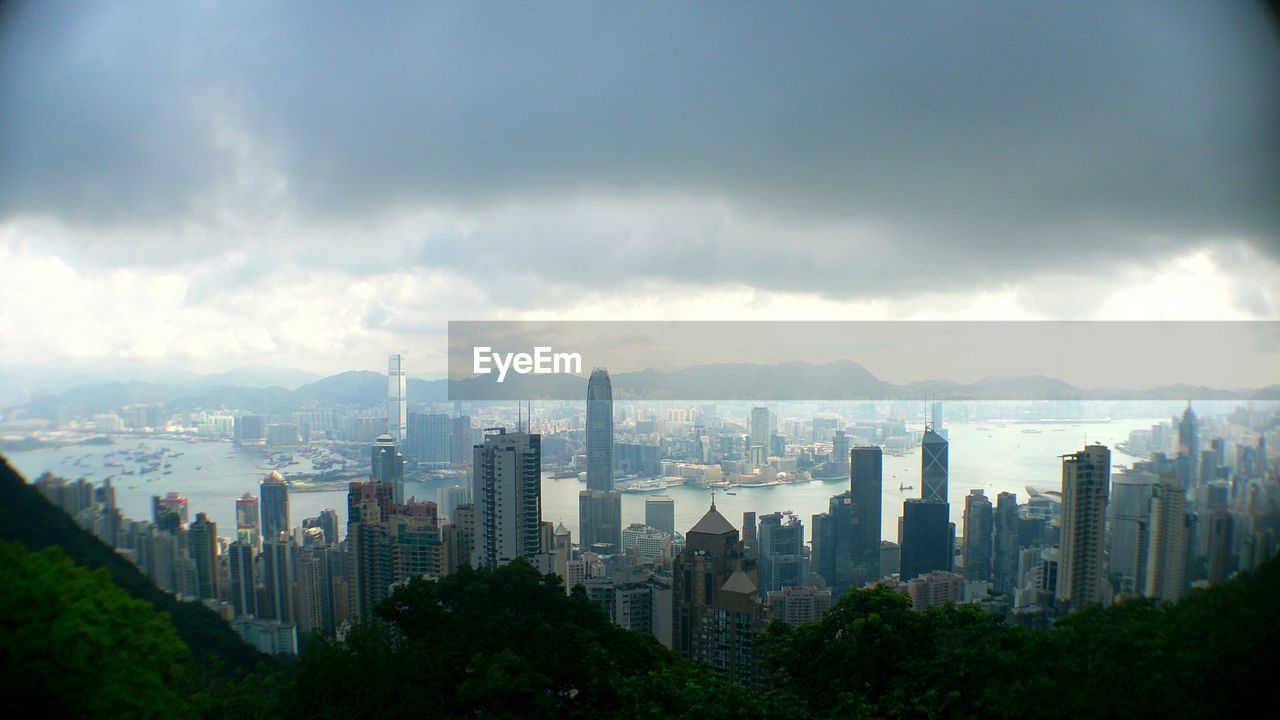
(689, 503, 737, 536)
(721, 567, 758, 595)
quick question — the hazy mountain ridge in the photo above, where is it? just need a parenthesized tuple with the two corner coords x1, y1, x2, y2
(13, 360, 1278, 417)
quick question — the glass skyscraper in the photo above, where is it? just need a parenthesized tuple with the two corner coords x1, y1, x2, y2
(586, 368, 614, 492)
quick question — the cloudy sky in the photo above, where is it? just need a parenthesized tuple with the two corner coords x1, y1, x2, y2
(1, 1, 1278, 381)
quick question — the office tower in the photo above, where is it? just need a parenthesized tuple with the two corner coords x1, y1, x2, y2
(880, 540, 901, 578)
(579, 489, 623, 554)
(372, 433, 406, 505)
(188, 512, 220, 601)
(832, 431, 851, 473)
(750, 407, 770, 461)
(1207, 506, 1234, 584)
(1109, 470, 1158, 596)
(407, 411, 451, 467)
(742, 511, 758, 559)
(293, 545, 328, 636)
(317, 509, 339, 545)
(438, 484, 471, 525)
(1146, 472, 1189, 601)
(586, 368, 614, 491)
(260, 470, 290, 543)
(621, 523, 673, 564)
(931, 401, 943, 432)
(1057, 444, 1110, 610)
(766, 585, 833, 625)
(152, 492, 188, 533)
(443, 504, 476, 575)
(811, 511, 834, 587)
(235, 414, 267, 446)
(993, 492, 1019, 595)
(387, 353, 407, 443)
(235, 493, 260, 548)
(921, 425, 948, 503)
(962, 490, 993, 581)
(472, 429, 543, 569)
(673, 502, 764, 686)
(1178, 404, 1198, 485)
(261, 537, 294, 624)
(451, 415, 473, 467)
(900, 499, 951, 581)
(758, 512, 808, 596)
(813, 492, 855, 592)
(850, 446, 883, 585)
(228, 541, 258, 617)
(645, 495, 676, 537)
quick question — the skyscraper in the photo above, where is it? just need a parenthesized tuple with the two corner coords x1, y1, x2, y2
(1109, 470, 1158, 596)
(260, 470, 290, 543)
(152, 492, 188, 533)
(228, 540, 258, 617)
(586, 368, 614, 492)
(750, 407, 770, 463)
(188, 512, 220, 601)
(472, 429, 543, 569)
(1146, 472, 1188, 602)
(579, 489, 623, 554)
(1057, 444, 1110, 610)
(900, 498, 951, 581)
(757, 512, 807, 596)
(451, 415, 473, 467)
(387, 353, 407, 443)
(261, 537, 295, 624)
(372, 434, 406, 505)
(962, 490, 993, 582)
(850, 446, 883, 586)
(235, 492, 260, 548)
(921, 426, 948, 503)
(407, 411, 451, 467)
(993, 492, 1019, 595)
(645, 495, 676, 537)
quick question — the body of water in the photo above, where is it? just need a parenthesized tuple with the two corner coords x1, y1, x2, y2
(6, 417, 1161, 545)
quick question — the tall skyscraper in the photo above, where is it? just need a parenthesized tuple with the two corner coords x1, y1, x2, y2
(900, 498, 951, 581)
(1146, 472, 1188, 602)
(750, 407, 770, 463)
(387, 354, 407, 443)
(235, 492, 260, 548)
(261, 537, 295, 624)
(1206, 506, 1235, 584)
(645, 495, 676, 537)
(812, 491, 855, 593)
(579, 489, 623, 554)
(757, 512, 807, 596)
(921, 426, 948, 503)
(152, 492, 188, 533)
(962, 490, 993, 582)
(1109, 470, 1158, 596)
(586, 368, 614, 492)
(1057, 444, 1110, 610)
(850, 446, 883, 586)
(472, 429, 543, 569)
(407, 412, 451, 467)
(228, 540, 258, 617)
(260, 470, 290, 543)
(372, 434, 406, 505)
(188, 512, 220, 601)
(451, 415, 473, 467)
(993, 492, 1019, 595)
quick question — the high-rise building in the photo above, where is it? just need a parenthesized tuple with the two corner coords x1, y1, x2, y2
(921, 426, 948, 503)
(152, 492, 188, 533)
(766, 585, 833, 625)
(993, 492, 1019, 595)
(1109, 470, 1158, 596)
(387, 354, 407, 443)
(372, 434, 406, 505)
(962, 490, 993, 582)
(750, 407, 770, 463)
(586, 368, 614, 492)
(1056, 444, 1110, 610)
(437, 484, 471, 525)
(850, 446, 883, 586)
(235, 493, 260, 548)
(672, 502, 764, 686)
(812, 492, 855, 593)
(1178, 404, 1199, 485)
(900, 499, 952, 581)
(260, 470, 290, 543)
(188, 512, 220, 601)
(579, 489, 623, 554)
(451, 415, 473, 467)
(645, 495, 676, 537)
(407, 412, 451, 467)
(1206, 506, 1235, 584)
(318, 509, 339, 545)
(261, 537, 295, 624)
(758, 512, 807, 596)
(1146, 472, 1188, 602)
(443, 504, 476, 575)
(472, 429, 543, 569)
(228, 541, 258, 617)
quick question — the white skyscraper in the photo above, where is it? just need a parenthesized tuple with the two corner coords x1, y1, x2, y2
(387, 353, 407, 443)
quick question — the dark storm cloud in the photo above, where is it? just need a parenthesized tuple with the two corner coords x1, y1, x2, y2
(1, 0, 1277, 299)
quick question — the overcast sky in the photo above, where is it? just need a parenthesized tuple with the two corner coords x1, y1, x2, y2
(1, 1, 1278, 380)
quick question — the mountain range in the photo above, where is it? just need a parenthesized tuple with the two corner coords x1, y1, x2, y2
(9, 359, 1278, 417)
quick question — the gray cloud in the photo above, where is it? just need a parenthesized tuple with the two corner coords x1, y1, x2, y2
(1, 0, 1277, 301)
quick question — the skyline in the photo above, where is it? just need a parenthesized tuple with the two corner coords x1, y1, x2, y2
(2, 1, 1278, 375)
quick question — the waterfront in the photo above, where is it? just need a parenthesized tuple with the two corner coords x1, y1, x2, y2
(5, 417, 1164, 545)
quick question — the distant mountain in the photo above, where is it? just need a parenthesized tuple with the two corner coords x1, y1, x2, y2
(0, 456, 267, 674)
(193, 365, 320, 390)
